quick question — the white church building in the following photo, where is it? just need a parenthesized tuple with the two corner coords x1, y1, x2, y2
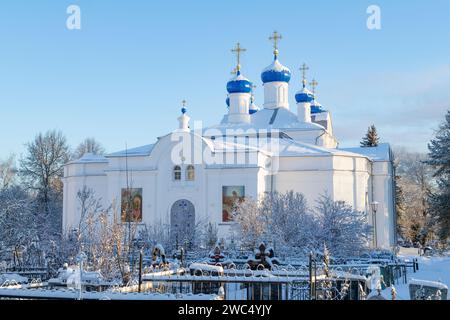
(63, 34, 396, 249)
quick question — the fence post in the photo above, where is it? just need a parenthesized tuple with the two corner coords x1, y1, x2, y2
(309, 253, 313, 300)
(403, 265, 407, 284)
(138, 250, 143, 293)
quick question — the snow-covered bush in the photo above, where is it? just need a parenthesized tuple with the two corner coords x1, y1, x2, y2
(233, 192, 372, 258)
(314, 194, 372, 257)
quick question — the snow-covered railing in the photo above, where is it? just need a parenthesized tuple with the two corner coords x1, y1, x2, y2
(0, 287, 220, 300)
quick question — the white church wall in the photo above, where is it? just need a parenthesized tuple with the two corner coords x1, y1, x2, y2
(331, 156, 370, 212)
(107, 155, 154, 171)
(371, 160, 395, 249)
(278, 156, 333, 171)
(65, 162, 107, 177)
(274, 170, 334, 208)
(263, 81, 289, 110)
(332, 171, 369, 212)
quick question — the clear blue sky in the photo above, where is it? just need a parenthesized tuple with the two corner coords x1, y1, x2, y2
(1, 0, 449, 159)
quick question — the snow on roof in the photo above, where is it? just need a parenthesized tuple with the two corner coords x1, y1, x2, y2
(68, 153, 108, 165)
(410, 278, 448, 290)
(278, 139, 369, 158)
(209, 108, 324, 133)
(189, 263, 224, 273)
(340, 143, 392, 161)
(229, 73, 250, 82)
(107, 144, 155, 158)
(209, 136, 368, 158)
(262, 59, 291, 73)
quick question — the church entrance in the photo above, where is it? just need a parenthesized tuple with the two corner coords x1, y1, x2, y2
(170, 199, 195, 249)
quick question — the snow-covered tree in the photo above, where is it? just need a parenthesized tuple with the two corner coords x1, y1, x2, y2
(427, 109, 450, 240)
(20, 130, 70, 195)
(0, 186, 36, 264)
(233, 191, 314, 252)
(138, 223, 171, 250)
(314, 195, 372, 257)
(395, 148, 434, 243)
(203, 222, 218, 249)
(233, 192, 370, 257)
(74, 186, 105, 259)
(233, 196, 268, 250)
(0, 155, 16, 190)
(19, 130, 71, 240)
(76, 186, 104, 237)
(260, 191, 315, 252)
(360, 124, 380, 147)
(394, 166, 406, 238)
(73, 138, 105, 160)
(65, 189, 143, 282)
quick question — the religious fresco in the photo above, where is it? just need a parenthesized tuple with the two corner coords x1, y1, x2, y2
(222, 186, 245, 222)
(121, 188, 143, 223)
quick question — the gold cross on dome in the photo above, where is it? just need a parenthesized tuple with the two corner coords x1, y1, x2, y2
(231, 42, 246, 72)
(269, 31, 282, 55)
(310, 79, 318, 94)
(299, 63, 309, 83)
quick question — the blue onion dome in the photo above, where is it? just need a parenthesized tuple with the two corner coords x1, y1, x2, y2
(261, 58, 291, 84)
(227, 71, 252, 94)
(310, 99, 325, 114)
(295, 82, 314, 103)
(181, 106, 187, 114)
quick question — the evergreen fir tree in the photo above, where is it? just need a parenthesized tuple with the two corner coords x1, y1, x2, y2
(361, 125, 380, 147)
(427, 109, 450, 240)
(393, 156, 406, 239)
(395, 174, 406, 237)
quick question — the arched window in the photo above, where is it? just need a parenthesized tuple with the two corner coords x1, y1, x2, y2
(173, 166, 181, 181)
(186, 165, 195, 181)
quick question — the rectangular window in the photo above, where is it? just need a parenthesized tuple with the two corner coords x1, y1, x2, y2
(222, 186, 245, 222)
(186, 165, 195, 181)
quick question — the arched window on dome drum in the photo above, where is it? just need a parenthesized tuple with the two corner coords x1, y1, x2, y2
(277, 86, 286, 103)
(173, 166, 181, 181)
(186, 165, 195, 181)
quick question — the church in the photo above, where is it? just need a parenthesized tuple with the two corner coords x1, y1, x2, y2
(62, 32, 396, 250)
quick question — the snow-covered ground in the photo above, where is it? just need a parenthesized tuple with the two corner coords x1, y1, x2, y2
(381, 249, 450, 300)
